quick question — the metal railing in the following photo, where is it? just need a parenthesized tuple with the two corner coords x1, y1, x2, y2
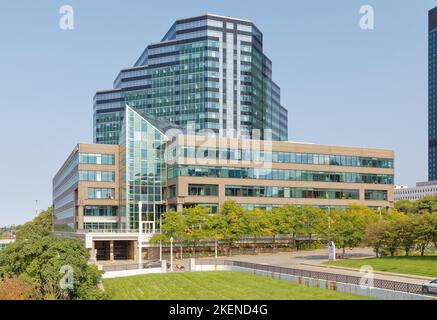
(86, 229, 140, 233)
(196, 259, 427, 296)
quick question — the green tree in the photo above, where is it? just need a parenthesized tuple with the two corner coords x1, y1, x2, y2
(394, 200, 417, 214)
(18, 207, 53, 240)
(150, 210, 185, 258)
(380, 221, 400, 256)
(299, 206, 326, 248)
(324, 207, 372, 255)
(364, 220, 390, 257)
(184, 206, 210, 257)
(204, 213, 227, 258)
(394, 217, 415, 256)
(219, 200, 248, 255)
(243, 208, 271, 253)
(415, 195, 437, 214)
(0, 236, 103, 300)
(412, 213, 437, 256)
(430, 214, 437, 250)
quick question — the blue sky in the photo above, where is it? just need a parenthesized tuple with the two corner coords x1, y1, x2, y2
(0, 0, 434, 226)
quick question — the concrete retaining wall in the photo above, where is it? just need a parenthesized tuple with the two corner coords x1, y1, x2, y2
(194, 264, 435, 300)
(102, 267, 162, 279)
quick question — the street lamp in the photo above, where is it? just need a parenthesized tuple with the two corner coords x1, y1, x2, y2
(138, 201, 143, 269)
(170, 236, 174, 272)
(159, 214, 163, 261)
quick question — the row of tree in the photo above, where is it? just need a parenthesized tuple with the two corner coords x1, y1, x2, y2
(365, 214, 437, 257)
(0, 208, 104, 300)
(151, 201, 437, 256)
(395, 195, 437, 214)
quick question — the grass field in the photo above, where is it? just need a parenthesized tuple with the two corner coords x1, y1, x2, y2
(103, 271, 373, 300)
(325, 256, 437, 278)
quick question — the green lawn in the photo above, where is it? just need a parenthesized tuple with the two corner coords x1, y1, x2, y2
(103, 271, 373, 300)
(325, 256, 437, 278)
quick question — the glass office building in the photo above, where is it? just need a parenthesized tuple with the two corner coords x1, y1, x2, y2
(119, 107, 171, 230)
(94, 14, 288, 145)
(429, 7, 437, 181)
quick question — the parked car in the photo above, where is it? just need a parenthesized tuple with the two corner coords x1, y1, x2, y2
(422, 279, 437, 295)
(143, 260, 170, 269)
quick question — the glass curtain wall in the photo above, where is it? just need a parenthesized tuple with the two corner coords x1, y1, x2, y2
(119, 106, 168, 230)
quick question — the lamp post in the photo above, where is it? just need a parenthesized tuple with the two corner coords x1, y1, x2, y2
(153, 177, 156, 234)
(138, 201, 143, 269)
(159, 214, 162, 261)
(378, 207, 382, 220)
(170, 236, 174, 272)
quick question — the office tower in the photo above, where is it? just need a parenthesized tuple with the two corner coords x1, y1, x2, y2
(93, 14, 288, 145)
(429, 7, 437, 180)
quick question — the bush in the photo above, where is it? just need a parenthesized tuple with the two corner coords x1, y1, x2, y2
(0, 276, 37, 300)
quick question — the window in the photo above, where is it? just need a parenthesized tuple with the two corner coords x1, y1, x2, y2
(168, 185, 177, 198)
(79, 171, 115, 182)
(88, 188, 115, 199)
(170, 165, 393, 185)
(188, 184, 218, 196)
(84, 223, 117, 231)
(84, 206, 117, 216)
(365, 190, 388, 201)
(79, 153, 115, 165)
(225, 186, 360, 200)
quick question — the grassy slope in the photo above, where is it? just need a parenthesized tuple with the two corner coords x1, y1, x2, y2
(103, 271, 373, 300)
(325, 256, 437, 278)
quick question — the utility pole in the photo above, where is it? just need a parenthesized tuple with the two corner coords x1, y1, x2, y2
(35, 200, 38, 216)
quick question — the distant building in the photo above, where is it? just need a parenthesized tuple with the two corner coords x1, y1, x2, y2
(0, 239, 15, 251)
(429, 8, 437, 180)
(394, 181, 437, 201)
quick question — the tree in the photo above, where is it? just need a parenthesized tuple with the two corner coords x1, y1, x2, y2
(394, 200, 417, 214)
(18, 207, 53, 240)
(0, 206, 103, 300)
(150, 210, 185, 258)
(415, 195, 437, 214)
(204, 213, 227, 258)
(380, 221, 400, 256)
(364, 220, 390, 257)
(243, 208, 271, 253)
(265, 207, 295, 249)
(394, 218, 415, 256)
(430, 214, 437, 250)
(184, 206, 210, 257)
(0, 236, 103, 300)
(299, 206, 327, 248)
(219, 201, 248, 255)
(323, 207, 372, 255)
(412, 214, 437, 256)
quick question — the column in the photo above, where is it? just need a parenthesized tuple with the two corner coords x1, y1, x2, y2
(133, 240, 138, 262)
(110, 240, 114, 261)
(77, 206, 84, 230)
(176, 203, 183, 212)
